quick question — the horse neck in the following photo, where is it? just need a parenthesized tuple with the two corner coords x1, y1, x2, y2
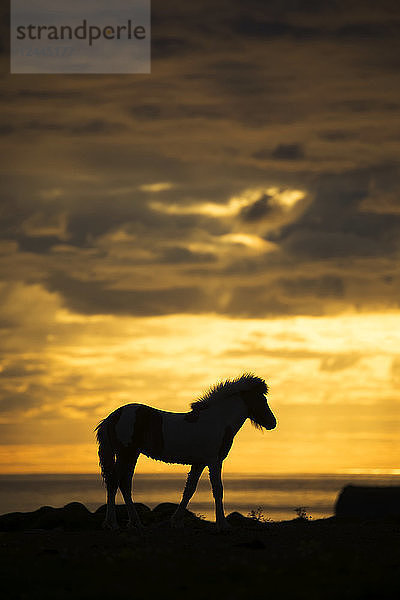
(208, 393, 247, 433)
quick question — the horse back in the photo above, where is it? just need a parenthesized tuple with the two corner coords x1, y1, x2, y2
(113, 403, 230, 465)
(114, 403, 164, 458)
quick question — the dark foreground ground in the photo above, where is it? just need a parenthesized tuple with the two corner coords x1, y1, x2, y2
(0, 502, 399, 600)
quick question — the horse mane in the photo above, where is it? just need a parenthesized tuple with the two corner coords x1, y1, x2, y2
(190, 373, 268, 413)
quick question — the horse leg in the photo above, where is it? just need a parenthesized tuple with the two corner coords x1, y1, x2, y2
(118, 451, 143, 531)
(103, 467, 119, 530)
(208, 462, 230, 532)
(171, 464, 205, 528)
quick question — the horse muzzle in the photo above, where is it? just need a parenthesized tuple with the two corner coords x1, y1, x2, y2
(264, 416, 277, 430)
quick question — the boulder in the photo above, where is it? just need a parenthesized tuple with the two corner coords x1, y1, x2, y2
(0, 503, 95, 531)
(94, 502, 152, 525)
(152, 502, 198, 523)
(335, 485, 400, 519)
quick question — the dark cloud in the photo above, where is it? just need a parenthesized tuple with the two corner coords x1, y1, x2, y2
(0, 362, 45, 378)
(281, 230, 385, 260)
(318, 129, 357, 142)
(271, 144, 304, 160)
(65, 198, 227, 249)
(225, 285, 293, 318)
(17, 235, 61, 254)
(0, 197, 38, 241)
(331, 99, 400, 114)
(1, 1, 400, 322)
(152, 36, 194, 59)
(240, 194, 273, 222)
(70, 119, 125, 135)
(0, 124, 14, 136)
(0, 392, 40, 414)
(279, 275, 344, 299)
(130, 104, 162, 120)
(251, 148, 271, 160)
(5, 118, 124, 137)
(45, 272, 210, 316)
(7, 165, 399, 319)
(335, 22, 400, 39)
(16, 89, 81, 100)
(130, 102, 224, 122)
(230, 17, 318, 39)
(159, 246, 216, 264)
(271, 167, 400, 260)
(225, 276, 347, 318)
(229, 5, 400, 41)
(229, 0, 342, 17)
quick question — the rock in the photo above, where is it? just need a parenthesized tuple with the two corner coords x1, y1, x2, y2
(0, 503, 95, 532)
(152, 502, 198, 523)
(335, 485, 400, 519)
(0, 511, 33, 532)
(152, 502, 179, 519)
(226, 511, 255, 526)
(29, 506, 61, 530)
(61, 502, 92, 530)
(63, 502, 90, 515)
(0, 500, 201, 532)
(94, 503, 153, 525)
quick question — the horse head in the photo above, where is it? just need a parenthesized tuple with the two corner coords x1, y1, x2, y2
(241, 385, 277, 430)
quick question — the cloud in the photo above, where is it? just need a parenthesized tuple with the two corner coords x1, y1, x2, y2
(318, 129, 357, 142)
(0, 392, 41, 415)
(271, 143, 305, 160)
(279, 275, 344, 299)
(281, 230, 384, 259)
(139, 182, 174, 192)
(272, 167, 400, 261)
(45, 272, 210, 316)
(240, 194, 273, 221)
(17, 235, 62, 254)
(320, 353, 361, 371)
(230, 17, 318, 39)
(1, 162, 400, 320)
(0, 125, 15, 136)
(151, 36, 193, 60)
(334, 22, 398, 39)
(1, 2, 400, 325)
(158, 246, 216, 264)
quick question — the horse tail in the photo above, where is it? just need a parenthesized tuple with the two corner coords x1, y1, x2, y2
(95, 408, 122, 486)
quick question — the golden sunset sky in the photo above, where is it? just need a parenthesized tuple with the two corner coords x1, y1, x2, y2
(1, 1, 400, 475)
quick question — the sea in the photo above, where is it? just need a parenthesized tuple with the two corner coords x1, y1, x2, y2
(0, 473, 399, 521)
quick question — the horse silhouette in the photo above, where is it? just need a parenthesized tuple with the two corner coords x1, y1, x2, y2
(95, 373, 276, 531)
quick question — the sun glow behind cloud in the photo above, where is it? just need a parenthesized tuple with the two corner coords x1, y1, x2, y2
(150, 186, 306, 217)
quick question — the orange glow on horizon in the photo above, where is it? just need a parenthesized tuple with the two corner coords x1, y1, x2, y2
(0, 309, 399, 475)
